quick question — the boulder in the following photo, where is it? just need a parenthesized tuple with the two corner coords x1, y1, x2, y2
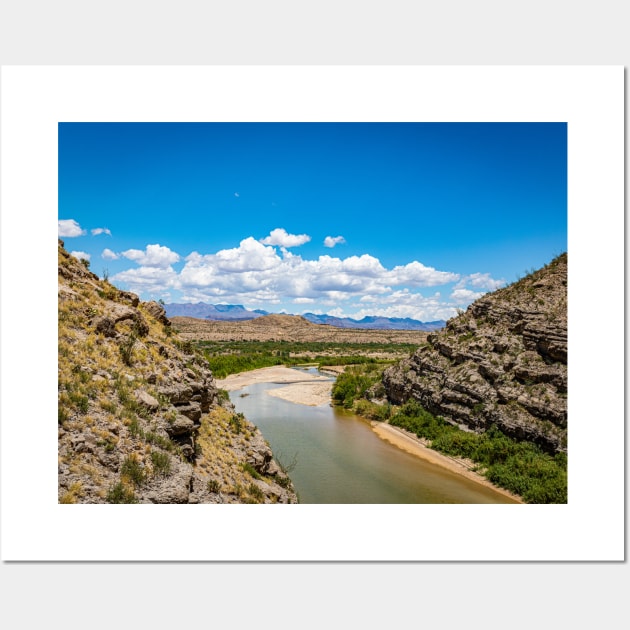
(134, 390, 160, 412)
(165, 414, 195, 436)
(143, 300, 170, 326)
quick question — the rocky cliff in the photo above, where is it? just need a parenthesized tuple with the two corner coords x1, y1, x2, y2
(58, 240, 297, 503)
(382, 254, 567, 453)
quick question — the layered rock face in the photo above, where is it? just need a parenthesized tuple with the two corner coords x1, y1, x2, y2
(58, 240, 297, 504)
(383, 254, 567, 453)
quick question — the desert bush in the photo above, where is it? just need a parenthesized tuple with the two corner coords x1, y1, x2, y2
(207, 479, 221, 493)
(247, 483, 265, 502)
(354, 398, 391, 421)
(150, 450, 171, 476)
(121, 454, 145, 486)
(241, 461, 262, 479)
(119, 333, 136, 366)
(106, 482, 138, 504)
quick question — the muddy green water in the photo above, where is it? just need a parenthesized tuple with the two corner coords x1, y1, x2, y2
(229, 368, 518, 504)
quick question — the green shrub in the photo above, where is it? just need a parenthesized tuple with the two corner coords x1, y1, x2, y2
(354, 399, 391, 421)
(121, 455, 145, 487)
(207, 479, 221, 493)
(119, 333, 136, 366)
(247, 483, 265, 502)
(331, 365, 383, 409)
(150, 450, 171, 476)
(241, 461, 262, 479)
(106, 482, 138, 504)
(229, 412, 244, 434)
(58, 407, 69, 425)
(388, 402, 567, 503)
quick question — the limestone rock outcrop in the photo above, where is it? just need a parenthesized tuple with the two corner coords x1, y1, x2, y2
(58, 239, 298, 504)
(383, 254, 567, 453)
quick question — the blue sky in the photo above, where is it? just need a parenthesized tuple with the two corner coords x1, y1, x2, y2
(58, 122, 567, 321)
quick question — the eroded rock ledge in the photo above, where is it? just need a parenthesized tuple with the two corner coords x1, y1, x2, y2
(383, 254, 567, 453)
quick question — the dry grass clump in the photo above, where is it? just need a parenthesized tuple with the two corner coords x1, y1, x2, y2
(195, 407, 271, 502)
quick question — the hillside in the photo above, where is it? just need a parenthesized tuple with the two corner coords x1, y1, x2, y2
(58, 240, 297, 504)
(170, 313, 430, 345)
(383, 254, 568, 453)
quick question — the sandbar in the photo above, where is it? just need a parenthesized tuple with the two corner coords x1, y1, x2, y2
(215, 365, 333, 406)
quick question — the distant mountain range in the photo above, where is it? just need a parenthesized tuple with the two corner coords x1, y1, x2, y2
(163, 302, 445, 331)
(164, 303, 268, 321)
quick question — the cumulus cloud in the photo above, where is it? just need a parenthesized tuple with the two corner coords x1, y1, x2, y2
(121, 244, 180, 268)
(70, 251, 91, 262)
(106, 233, 497, 319)
(324, 235, 346, 248)
(388, 261, 460, 287)
(455, 272, 505, 291)
(101, 248, 119, 260)
(355, 289, 458, 321)
(450, 288, 486, 304)
(111, 266, 179, 295)
(260, 228, 311, 248)
(215, 237, 280, 272)
(91, 227, 112, 236)
(174, 237, 459, 307)
(58, 219, 85, 237)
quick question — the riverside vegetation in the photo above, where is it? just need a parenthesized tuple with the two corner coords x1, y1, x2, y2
(331, 365, 566, 503)
(194, 339, 414, 379)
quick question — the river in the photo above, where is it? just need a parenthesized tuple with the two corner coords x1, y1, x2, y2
(227, 367, 518, 504)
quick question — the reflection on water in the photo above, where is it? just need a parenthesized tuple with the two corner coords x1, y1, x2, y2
(229, 368, 518, 504)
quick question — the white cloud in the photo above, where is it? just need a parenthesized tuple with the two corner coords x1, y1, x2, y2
(388, 261, 460, 287)
(324, 235, 346, 248)
(111, 266, 179, 295)
(455, 272, 505, 291)
(354, 289, 457, 321)
(70, 251, 91, 262)
(176, 240, 460, 307)
(101, 248, 119, 260)
(105, 233, 499, 318)
(214, 237, 280, 272)
(58, 219, 85, 237)
(260, 228, 311, 248)
(122, 244, 180, 268)
(450, 288, 486, 304)
(91, 227, 112, 236)
(234, 192, 240, 197)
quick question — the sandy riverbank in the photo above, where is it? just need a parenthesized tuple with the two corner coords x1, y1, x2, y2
(215, 365, 333, 406)
(372, 422, 523, 503)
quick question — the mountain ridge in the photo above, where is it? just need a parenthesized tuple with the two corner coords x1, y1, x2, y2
(164, 302, 445, 331)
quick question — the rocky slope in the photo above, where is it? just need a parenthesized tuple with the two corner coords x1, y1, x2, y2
(382, 254, 567, 453)
(58, 240, 297, 504)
